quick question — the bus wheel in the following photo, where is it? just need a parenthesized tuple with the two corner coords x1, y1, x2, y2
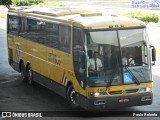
(27, 64, 34, 85)
(20, 62, 27, 82)
(67, 85, 79, 108)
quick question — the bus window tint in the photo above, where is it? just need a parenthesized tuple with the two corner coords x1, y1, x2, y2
(19, 18, 60, 48)
(73, 28, 86, 88)
(8, 15, 20, 34)
(46, 23, 59, 48)
(119, 29, 152, 83)
(59, 26, 71, 53)
(26, 19, 46, 44)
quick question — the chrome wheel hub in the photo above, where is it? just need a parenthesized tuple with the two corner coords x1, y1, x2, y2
(70, 90, 76, 105)
(28, 69, 32, 81)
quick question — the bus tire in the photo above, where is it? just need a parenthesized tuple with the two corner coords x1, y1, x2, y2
(67, 85, 79, 108)
(27, 64, 34, 85)
(20, 62, 27, 82)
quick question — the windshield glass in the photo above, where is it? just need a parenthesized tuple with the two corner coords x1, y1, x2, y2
(76, 28, 152, 87)
(85, 28, 152, 87)
(119, 28, 152, 84)
(86, 31, 123, 87)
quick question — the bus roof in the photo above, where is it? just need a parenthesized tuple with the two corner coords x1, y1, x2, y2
(8, 7, 145, 29)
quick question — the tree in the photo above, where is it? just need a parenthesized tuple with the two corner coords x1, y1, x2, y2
(0, 0, 12, 8)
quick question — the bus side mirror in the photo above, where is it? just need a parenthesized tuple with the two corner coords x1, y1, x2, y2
(150, 46, 156, 65)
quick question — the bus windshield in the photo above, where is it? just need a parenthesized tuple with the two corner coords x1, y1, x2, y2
(119, 29, 151, 84)
(85, 28, 151, 87)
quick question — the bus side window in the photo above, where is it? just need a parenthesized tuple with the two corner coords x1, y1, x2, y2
(59, 25, 71, 53)
(17, 18, 46, 45)
(46, 22, 59, 48)
(8, 15, 20, 35)
(18, 17, 27, 38)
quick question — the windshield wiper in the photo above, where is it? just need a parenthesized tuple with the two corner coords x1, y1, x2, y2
(106, 74, 115, 88)
(141, 62, 148, 65)
(106, 66, 119, 87)
(124, 66, 140, 85)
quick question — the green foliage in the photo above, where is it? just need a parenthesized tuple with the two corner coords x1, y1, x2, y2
(12, 0, 44, 6)
(0, 0, 12, 7)
(120, 11, 159, 23)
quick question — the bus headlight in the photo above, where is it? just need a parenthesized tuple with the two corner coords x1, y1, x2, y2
(94, 92, 100, 97)
(88, 92, 108, 97)
(146, 87, 152, 92)
(139, 87, 152, 93)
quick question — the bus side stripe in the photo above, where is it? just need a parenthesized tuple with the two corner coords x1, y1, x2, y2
(62, 72, 65, 84)
(64, 79, 68, 86)
(62, 72, 68, 86)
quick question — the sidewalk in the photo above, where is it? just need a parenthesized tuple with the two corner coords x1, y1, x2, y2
(0, 6, 8, 18)
(152, 55, 160, 76)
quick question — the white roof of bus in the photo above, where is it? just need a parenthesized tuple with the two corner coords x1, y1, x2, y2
(70, 15, 145, 29)
(9, 6, 145, 29)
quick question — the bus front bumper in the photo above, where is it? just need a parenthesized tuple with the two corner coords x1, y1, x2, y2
(77, 93, 153, 110)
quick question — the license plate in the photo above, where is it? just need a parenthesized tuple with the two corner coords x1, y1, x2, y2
(119, 98, 130, 103)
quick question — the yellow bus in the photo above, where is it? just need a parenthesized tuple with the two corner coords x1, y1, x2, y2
(7, 7, 156, 110)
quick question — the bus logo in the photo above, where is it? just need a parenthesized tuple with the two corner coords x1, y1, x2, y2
(122, 90, 126, 94)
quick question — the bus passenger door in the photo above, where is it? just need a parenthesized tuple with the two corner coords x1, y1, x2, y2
(73, 27, 87, 88)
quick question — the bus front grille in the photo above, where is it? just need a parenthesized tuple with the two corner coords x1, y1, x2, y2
(126, 89, 139, 93)
(108, 91, 122, 95)
(108, 89, 139, 95)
